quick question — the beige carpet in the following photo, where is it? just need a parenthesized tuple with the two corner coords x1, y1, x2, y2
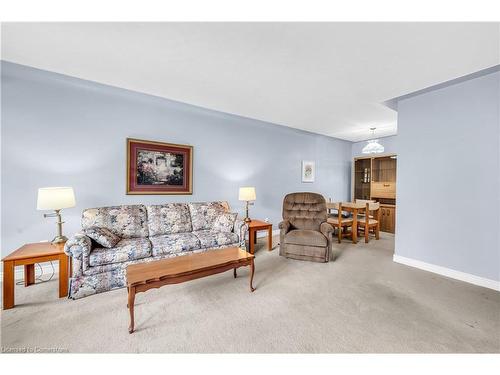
(1, 234, 499, 353)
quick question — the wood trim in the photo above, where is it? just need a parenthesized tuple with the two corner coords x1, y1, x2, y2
(133, 259, 252, 293)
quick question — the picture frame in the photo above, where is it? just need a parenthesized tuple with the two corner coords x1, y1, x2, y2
(126, 138, 193, 195)
(301, 160, 315, 183)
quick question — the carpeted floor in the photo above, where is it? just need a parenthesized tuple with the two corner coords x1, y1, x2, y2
(1, 233, 499, 353)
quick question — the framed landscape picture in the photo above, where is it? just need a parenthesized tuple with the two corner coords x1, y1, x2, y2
(301, 160, 315, 183)
(127, 138, 193, 195)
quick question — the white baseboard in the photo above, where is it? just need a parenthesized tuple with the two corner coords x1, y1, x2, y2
(393, 254, 500, 292)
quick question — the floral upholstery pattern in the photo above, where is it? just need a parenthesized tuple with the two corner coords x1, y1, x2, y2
(234, 219, 248, 246)
(146, 203, 192, 236)
(64, 233, 93, 276)
(188, 202, 227, 231)
(150, 232, 201, 256)
(84, 226, 121, 248)
(66, 201, 247, 299)
(213, 212, 237, 232)
(82, 205, 148, 238)
(89, 238, 152, 267)
(193, 230, 239, 248)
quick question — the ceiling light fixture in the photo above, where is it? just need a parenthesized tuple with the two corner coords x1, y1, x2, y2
(362, 128, 385, 154)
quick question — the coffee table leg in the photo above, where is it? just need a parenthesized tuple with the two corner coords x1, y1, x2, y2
(128, 287, 136, 334)
(233, 268, 237, 278)
(249, 258, 255, 292)
(267, 226, 272, 251)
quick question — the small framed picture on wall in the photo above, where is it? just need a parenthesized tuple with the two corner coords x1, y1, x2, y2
(302, 160, 315, 183)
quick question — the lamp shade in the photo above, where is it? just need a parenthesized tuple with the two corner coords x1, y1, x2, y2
(239, 187, 256, 201)
(37, 187, 76, 210)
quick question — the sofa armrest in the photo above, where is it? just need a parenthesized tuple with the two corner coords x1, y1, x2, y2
(233, 219, 249, 245)
(64, 233, 92, 276)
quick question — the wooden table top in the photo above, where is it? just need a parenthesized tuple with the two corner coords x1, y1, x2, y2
(247, 219, 272, 229)
(2, 242, 65, 262)
(326, 202, 365, 210)
(126, 247, 254, 286)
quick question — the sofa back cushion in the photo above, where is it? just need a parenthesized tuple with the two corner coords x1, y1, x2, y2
(82, 205, 149, 238)
(212, 212, 237, 232)
(188, 201, 229, 231)
(282, 192, 326, 231)
(146, 203, 193, 236)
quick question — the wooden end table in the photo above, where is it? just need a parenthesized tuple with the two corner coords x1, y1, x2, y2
(247, 219, 273, 254)
(126, 247, 255, 333)
(2, 242, 70, 310)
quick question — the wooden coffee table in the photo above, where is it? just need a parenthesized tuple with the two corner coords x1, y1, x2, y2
(126, 247, 255, 333)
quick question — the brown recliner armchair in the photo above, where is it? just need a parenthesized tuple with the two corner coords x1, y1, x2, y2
(279, 192, 334, 262)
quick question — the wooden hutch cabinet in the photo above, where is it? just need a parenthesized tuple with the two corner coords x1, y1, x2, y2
(352, 155, 397, 233)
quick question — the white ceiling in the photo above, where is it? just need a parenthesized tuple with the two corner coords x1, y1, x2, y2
(2, 22, 499, 141)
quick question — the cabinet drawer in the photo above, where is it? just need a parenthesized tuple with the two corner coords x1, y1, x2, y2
(371, 182, 396, 199)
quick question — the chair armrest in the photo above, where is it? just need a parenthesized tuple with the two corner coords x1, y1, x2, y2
(233, 219, 249, 244)
(279, 220, 291, 234)
(320, 222, 334, 237)
(64, 234, 92, 277)
(320, 222, 334, 262)
(278, 220, 291, 256)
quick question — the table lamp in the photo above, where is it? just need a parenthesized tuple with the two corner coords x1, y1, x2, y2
(239, 187, 256, 223)
(37, 187, 76, 244)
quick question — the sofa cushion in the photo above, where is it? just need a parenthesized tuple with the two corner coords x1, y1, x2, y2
(284, 229, 327, 247)
(84, 226, 121, 248)
(188, 202, 227, 231)
(150, 232, 201, 256)
(212, 212, 237, 233)
(146, 203, 192, 236)
(82, 205, 148, 238)
(89, 238, 152, 267)
(193, 230, 239, 248)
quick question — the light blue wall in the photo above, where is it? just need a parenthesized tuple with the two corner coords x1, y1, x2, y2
(395, 70, 500, 281)
(0, 61, 352, 255)
(351, 135, 398, 158)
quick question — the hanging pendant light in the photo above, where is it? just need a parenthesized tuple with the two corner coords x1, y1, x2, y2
(362, 127, 385, 154)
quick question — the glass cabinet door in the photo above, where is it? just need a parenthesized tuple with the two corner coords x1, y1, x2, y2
(354, 158, 371, 200)
(372, 156, 396, 183)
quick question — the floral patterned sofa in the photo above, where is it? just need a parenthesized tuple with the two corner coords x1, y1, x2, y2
(64, 201, 248, 299)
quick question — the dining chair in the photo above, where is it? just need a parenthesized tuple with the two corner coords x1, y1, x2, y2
(327, 203, 355, 243)
(357, 202, 381, 243)
(354, 199, 375, 217)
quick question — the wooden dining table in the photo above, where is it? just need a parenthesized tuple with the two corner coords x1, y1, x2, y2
(326, 201, 366, 243)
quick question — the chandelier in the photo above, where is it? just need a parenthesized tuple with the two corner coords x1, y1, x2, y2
(362, 128, 384, 154)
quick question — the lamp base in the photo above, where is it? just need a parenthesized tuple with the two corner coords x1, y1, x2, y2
(51, 235, 68, 244)
(244, 217, 252, 223)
